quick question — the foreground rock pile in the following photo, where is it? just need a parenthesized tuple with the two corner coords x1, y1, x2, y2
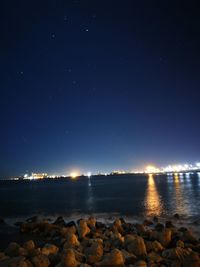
(0, 216, 200, 266)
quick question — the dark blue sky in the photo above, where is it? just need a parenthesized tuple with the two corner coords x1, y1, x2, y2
(1, 1, 200, 177)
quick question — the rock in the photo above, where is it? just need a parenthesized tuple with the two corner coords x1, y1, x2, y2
(41, 244, 58, 256)
(53, 216, 66, 226)
(5, 242, 20, 257)
(126, 235, 147, 257)
(182, 252, 200, 267)
(63, 232, 80, 249)
(0, 256, 27, 267)
(153, 216, 158, 223)
(0, 218, 5, 224)
(176, 240, 185, 248)
(153, 228, 172, 247)
(87, 217, 96, 229)
(23, 240, 35, 252)
(121, 249, 137, 265)
(155, 223, 164, 232)
(61, 249, 79, 267)
(66, 221, 76, 228)
(133, 260, 147, 267)
(85, 243, 103, 264)
(143, 219, 153, 226)
(95, 248, 124, 266)
(162, 247, 191, 261)
(174, 213, 180, 219)
(148, 251, 163, 263)
(31, 254, 50, 267)
(78, 220, 90, 239)
(26, 216, 38, 223)
(165, 221, 175, 228)
(152, 240, 164, 252)
(181, 229, 198, 245)
(135, 224, 146, 234)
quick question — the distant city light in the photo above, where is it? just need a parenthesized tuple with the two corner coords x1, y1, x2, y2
(87, 172, 92, 178)
(145, 165, 160, 174)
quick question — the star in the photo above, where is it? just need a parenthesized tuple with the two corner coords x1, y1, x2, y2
(51, 33, 56, 39)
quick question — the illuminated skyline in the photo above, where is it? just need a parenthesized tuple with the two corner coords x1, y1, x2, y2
(1, 1, 200, 178)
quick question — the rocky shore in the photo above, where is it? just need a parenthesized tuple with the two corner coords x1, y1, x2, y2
(0, 216, 200, 267)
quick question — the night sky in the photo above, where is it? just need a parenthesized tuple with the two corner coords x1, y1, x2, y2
(1, 1, 200, 178)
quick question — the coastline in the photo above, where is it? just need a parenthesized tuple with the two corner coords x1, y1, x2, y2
(0, 215, 200, 266)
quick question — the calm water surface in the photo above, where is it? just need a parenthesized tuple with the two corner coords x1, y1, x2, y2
(0, 173, 200, 219)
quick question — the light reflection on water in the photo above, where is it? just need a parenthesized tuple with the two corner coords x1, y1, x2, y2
(0, 173, 200, 218)
(144, 174, 163, 216)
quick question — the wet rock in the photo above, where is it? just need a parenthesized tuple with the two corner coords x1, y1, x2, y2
(63, 232, 80, 249)
(126, 235, 147, 257)
(53, 216, 66, 227)
(5, 242, 20, 257)
(61, 249, 79, 267)
(78, 220, 90, 239)
(133, 260, 147, 267)
(95, 248, 124, 266)
(41, 244, 58, 256)
(31, 254, 50, 267)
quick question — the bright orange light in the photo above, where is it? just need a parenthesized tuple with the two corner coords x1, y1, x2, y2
(145, 165, 160, 174)
(70, 172, 79, 179)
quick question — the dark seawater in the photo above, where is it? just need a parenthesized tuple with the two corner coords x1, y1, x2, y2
(0, 173, 200, 220)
